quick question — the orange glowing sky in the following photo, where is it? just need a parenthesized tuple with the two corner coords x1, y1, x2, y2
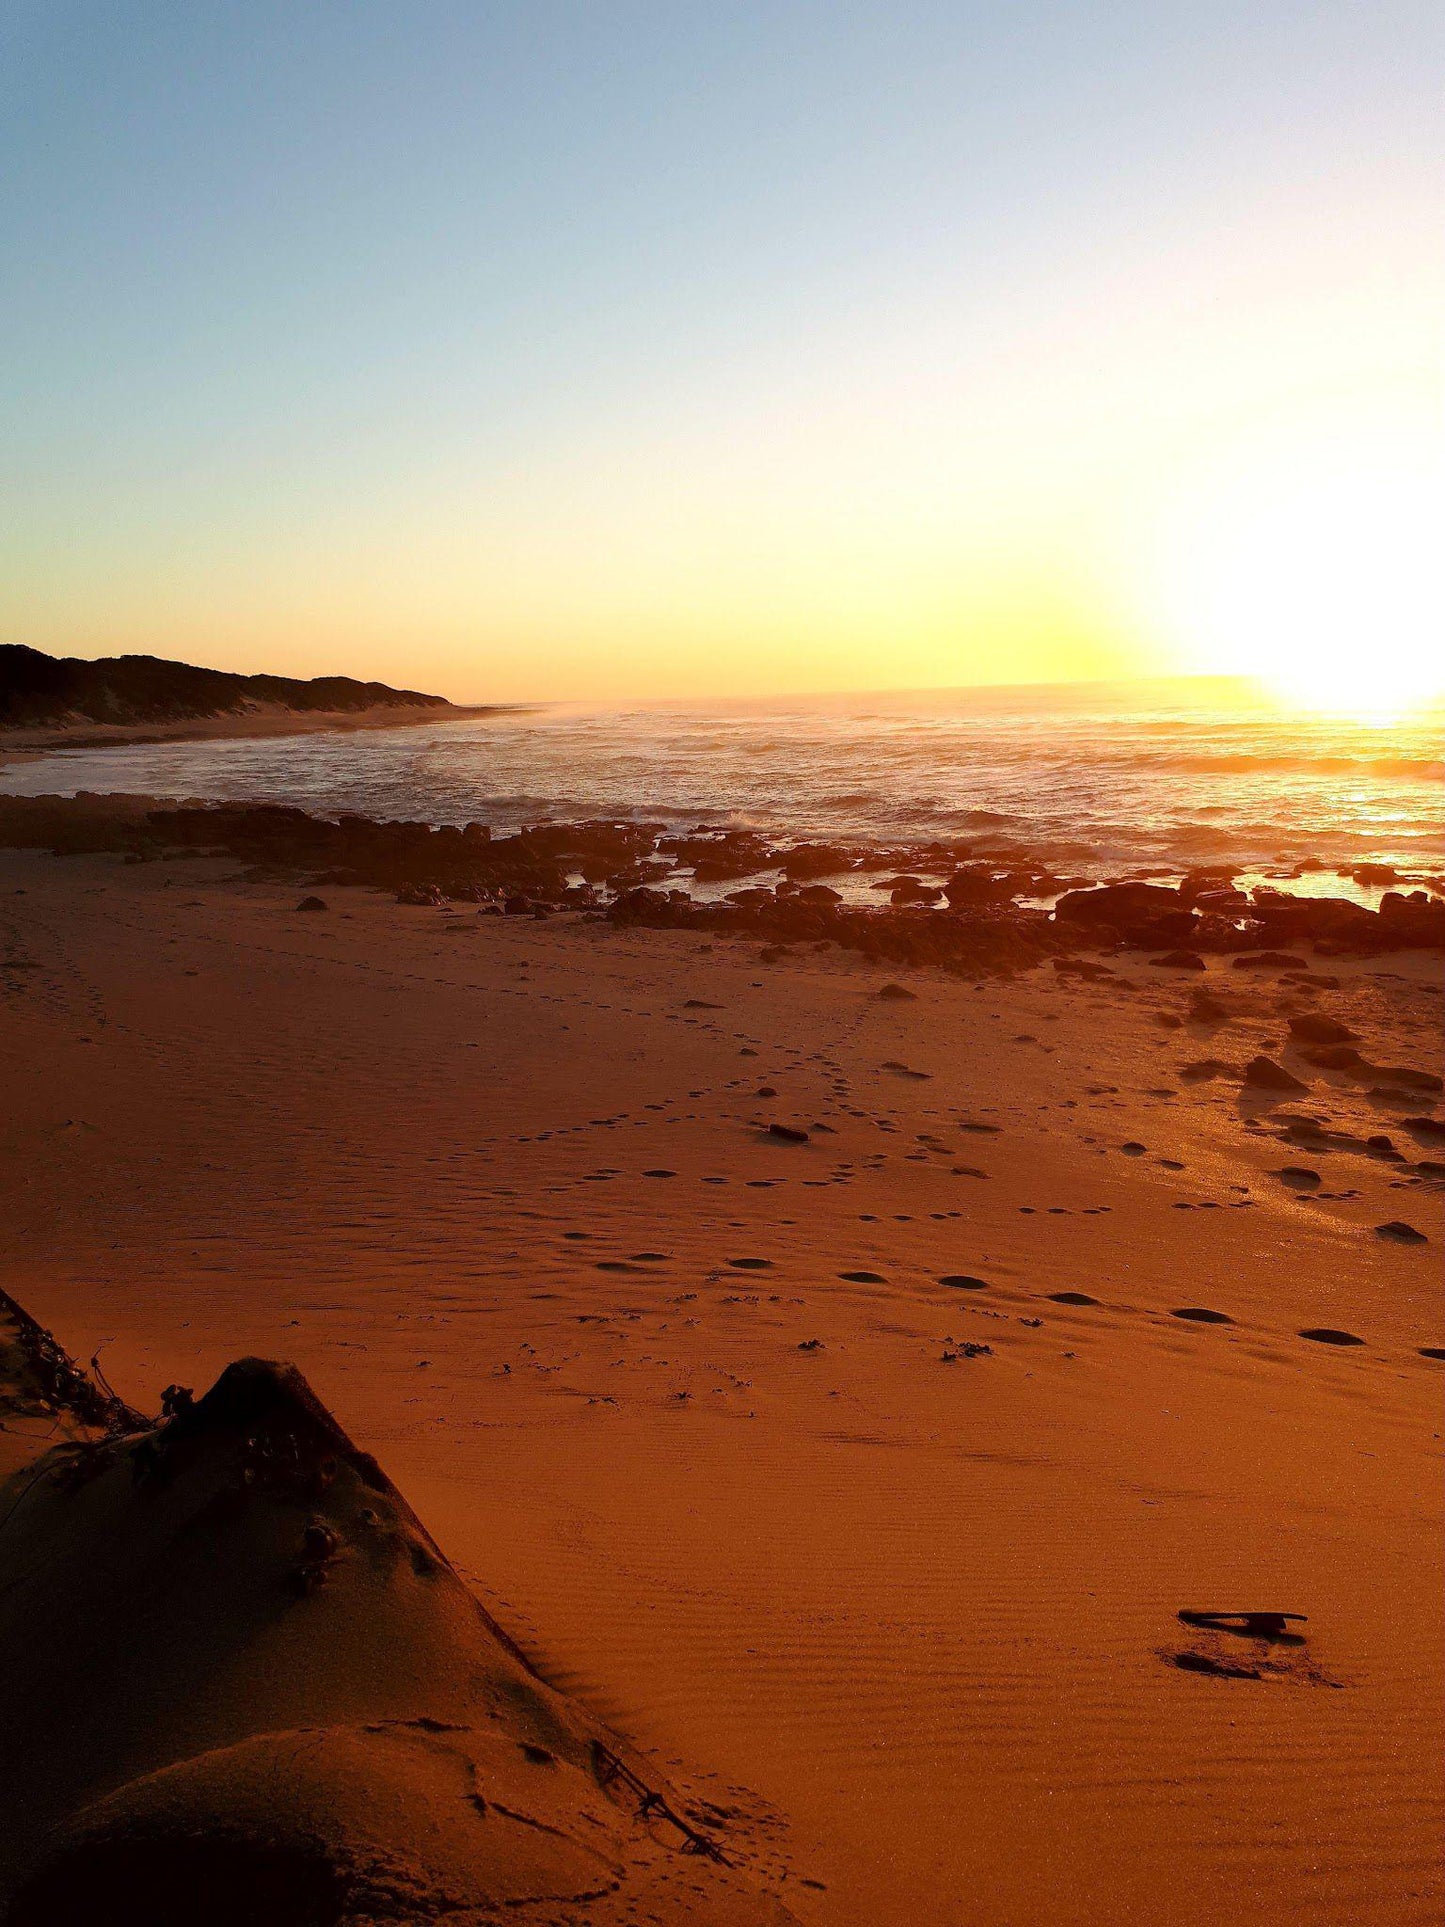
(2, 5, 1439, 709)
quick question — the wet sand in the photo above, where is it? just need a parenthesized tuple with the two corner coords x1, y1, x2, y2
(1, 846, 1441, 1923)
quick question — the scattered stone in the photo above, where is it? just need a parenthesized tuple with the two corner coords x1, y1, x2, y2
(1375, 1220, 1428, 1243)
(1301, 1044, 1365, 1071)
(1232, 951, 1307, 970)
(294, 896, 328, 912)
(877, 982, 916, 1000)
(766, 1122, 810, 1143)
(1244, 1055, 1309, 1094)
(1287, 1013, 1358, 1046)
(1298, 1327, 1365, 1346)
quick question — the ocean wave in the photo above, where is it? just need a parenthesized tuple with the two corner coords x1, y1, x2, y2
(1132, 753, 1445, 779)
(4, 698, 1442, 873)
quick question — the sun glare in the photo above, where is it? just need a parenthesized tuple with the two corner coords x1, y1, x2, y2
(1154, 427, 1443, 720)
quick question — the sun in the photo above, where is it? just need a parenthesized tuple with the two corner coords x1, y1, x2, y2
(1151, 421, 1444, 719)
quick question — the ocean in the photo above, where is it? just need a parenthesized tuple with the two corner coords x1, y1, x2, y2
(4, 684, 1441, 892)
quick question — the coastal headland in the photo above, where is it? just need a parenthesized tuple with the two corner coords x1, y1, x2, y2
(0, 642, 507, 765)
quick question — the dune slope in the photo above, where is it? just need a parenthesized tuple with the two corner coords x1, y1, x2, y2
(0, 1307, 793, 1925)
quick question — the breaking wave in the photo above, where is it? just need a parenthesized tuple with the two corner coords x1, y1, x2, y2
(4, 687, 1441, 878)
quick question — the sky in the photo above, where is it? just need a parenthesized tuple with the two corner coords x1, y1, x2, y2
(1, 2, 1439, 705)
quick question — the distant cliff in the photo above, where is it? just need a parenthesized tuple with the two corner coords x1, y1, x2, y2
(0, 645, 452, 729)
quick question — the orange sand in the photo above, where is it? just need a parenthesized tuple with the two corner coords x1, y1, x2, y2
(1, 846, 1441, 1923)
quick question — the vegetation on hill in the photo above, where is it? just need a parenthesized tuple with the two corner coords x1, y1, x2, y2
(0, 644, 450, 728)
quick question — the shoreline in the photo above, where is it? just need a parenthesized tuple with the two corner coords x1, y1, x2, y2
(3, 790, 1440, 971)
(0, 700, 522, 770)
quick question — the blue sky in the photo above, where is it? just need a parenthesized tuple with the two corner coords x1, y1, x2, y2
(2, 3, 1438, 700)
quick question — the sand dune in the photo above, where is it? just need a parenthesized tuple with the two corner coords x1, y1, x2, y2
(0, 843, 1441, 1923)
(0, 1308, 794, 1923)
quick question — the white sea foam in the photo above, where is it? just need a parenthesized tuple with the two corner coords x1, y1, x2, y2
(5, 686, 1441, 880)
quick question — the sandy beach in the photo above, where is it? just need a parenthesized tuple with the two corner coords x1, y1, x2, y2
(0, 703, 506, 769)
(1, 836, 1440, 1923)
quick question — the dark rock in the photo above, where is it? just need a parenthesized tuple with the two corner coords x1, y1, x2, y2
(1375, 1220, 1428, 1243)
(1367, 1065, 1443, 1093)
(1287, 1014, 1358, 1046)
(1301, 1044, 1366, 1071)
(1244, 1056, 1309, 1094)
(1232, 951, 1307, 971)
(942, 867, 1016, 908)
(1054, 882, 1180, 924)
(778, 844, 852, 880)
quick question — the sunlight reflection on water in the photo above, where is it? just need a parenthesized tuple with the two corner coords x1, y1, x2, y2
(5, 693, 1441, 883)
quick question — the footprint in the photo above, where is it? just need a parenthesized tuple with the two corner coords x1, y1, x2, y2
(939, 1274, 988, 1290)
(1299, 1327, 1365, 1346)
(1172, 1307, 1232, 1324)
(1049, 1291, 1099, 1307)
